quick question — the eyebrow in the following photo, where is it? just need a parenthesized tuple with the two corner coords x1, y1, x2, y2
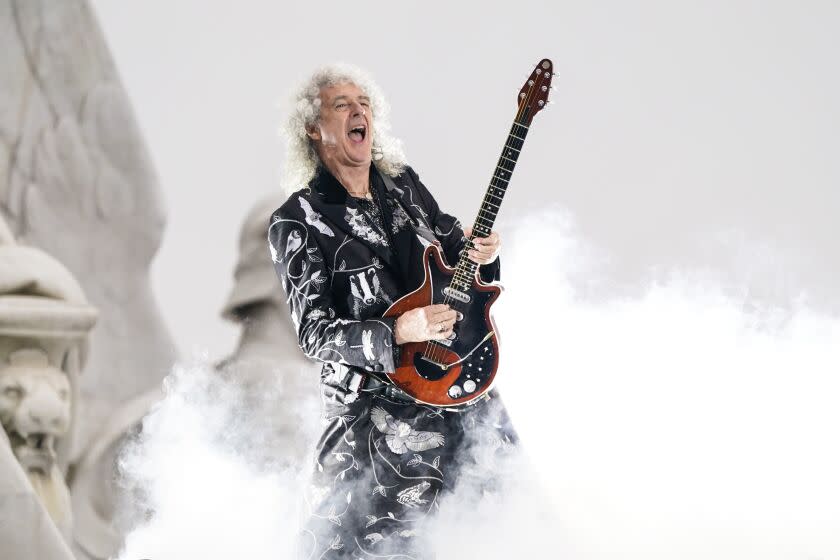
(332, 95, 371, 103)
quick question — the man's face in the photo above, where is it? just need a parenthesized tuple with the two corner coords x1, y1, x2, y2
(309, 82, 373, 170)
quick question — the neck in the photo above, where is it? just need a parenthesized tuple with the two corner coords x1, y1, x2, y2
(323, 160, 370, 195)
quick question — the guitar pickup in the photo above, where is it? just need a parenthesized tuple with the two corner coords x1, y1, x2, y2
(443, 286, 471, 303)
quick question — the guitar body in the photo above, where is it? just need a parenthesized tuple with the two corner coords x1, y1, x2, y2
(382, 243, 502, 407)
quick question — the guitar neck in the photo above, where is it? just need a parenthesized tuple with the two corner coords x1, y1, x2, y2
(451, 119, 529, 286)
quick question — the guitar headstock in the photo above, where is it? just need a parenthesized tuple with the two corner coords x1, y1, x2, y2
(516, 58, 553, 126)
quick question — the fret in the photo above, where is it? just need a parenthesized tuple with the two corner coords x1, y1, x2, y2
(485, 192, 502, 203)
(476, 212, 496, 224)
(450, 114, 531, 278)
(452, 278, 470, 290)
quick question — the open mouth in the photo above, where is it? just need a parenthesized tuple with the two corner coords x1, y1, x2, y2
(348, 124, 367, 143)
(11, 432, 56, 473)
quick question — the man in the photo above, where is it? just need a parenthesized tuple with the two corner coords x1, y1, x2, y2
(269, 64, 515, 559)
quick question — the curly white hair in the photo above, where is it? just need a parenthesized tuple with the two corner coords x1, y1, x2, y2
(280, 63, 407, 194)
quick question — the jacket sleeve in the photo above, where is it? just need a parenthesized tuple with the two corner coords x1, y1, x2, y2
(406, 167, 501, 283)
(268, 206, 398, 373)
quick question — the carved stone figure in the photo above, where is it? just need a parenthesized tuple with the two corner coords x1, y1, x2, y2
(0, 0, 177, 461)
(0, 216, 97, 559)
(1, 2, 178, 557)
(1, 349, 71, 523)
(216, 194, 320, 470)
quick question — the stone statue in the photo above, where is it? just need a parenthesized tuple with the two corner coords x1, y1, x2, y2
(215, 194, 320, 471)
(0, 215, 97, 559)
(75, 196, 322, 560)
(0, 0, 178, 461)
(1, 2, 178, 557)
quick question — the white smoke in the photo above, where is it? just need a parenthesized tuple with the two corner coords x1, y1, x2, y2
(115, 357, 320, 560)
(114, 208, 840, 559)
(494, 208, 840, 560)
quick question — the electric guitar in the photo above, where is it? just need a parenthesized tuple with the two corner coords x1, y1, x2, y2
(382, 59, 554, 406)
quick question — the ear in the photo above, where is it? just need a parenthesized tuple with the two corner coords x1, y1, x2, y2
(306, 124, 321, 142)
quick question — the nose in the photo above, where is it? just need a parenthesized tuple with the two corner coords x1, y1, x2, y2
(350, 101, 365, 116)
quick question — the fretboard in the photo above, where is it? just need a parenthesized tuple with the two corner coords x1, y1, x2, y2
(450, 120, 529, 290)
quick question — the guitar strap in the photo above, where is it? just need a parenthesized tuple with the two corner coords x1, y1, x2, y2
(377, 169, 439, 247)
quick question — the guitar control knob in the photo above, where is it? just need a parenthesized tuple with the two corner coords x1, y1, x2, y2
(448, 385, 463, 398)
(456, 311, 464, 321)
(463, 380, 477, 393)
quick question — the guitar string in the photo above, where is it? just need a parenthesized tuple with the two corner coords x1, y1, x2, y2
(421, 65, 550, 374)
(423, 65, 548, 366)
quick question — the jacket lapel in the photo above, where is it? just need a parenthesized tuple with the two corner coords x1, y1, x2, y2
(306, 167, 396, 268)
(376, 168, 439, 292)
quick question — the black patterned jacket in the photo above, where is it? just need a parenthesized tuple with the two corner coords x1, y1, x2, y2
(268, 164, 500, 396)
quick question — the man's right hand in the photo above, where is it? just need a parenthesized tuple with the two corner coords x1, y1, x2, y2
(394, 304, 458, 344)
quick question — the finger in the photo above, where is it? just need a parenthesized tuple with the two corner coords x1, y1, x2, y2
(433, 327, 455, 340)
(464, 226, 473, 238)
(432, 309, 457, 322)
(443, 310, 458, 321)
(427, 322, 453, 337)
(427, 304, 450, 315)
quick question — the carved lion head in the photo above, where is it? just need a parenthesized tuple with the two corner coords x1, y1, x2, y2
(0, 347, 71, 474)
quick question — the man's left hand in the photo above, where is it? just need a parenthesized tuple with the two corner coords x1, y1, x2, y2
(464, 227, 501, 265)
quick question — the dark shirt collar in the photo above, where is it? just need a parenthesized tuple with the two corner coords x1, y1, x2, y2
(311, 163, 384, 204)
